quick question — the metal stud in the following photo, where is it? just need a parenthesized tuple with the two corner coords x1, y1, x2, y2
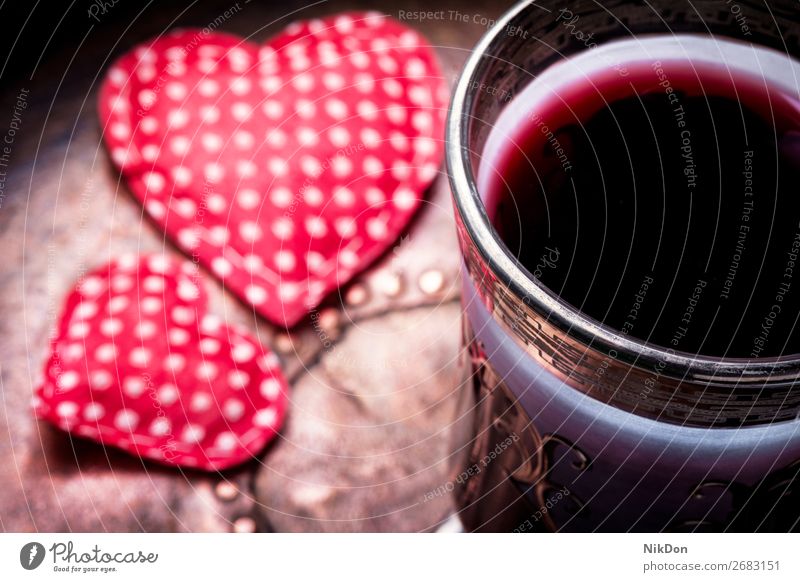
(215, 481, 239, 501)
(376, 271, 403, 297)
(345, 283, 369, 306)
(419, 269, 445, 295)
(274, 333, 294, 353)
(232, 516, 257, 533)
(318, 308, 340, 332)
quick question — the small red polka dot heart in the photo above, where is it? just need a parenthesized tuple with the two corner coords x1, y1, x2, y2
(35, 254, 289, 471)
(35, 12, 447, 471)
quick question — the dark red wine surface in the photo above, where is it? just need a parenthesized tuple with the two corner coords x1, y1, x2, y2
(483, 60, 800, 358)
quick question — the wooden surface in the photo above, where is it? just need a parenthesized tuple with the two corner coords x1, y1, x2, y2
(0, 0, 507, 532)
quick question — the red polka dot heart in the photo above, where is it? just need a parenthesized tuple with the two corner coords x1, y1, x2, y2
(99, 11, 448, 326)
(35, 255, 289, 471)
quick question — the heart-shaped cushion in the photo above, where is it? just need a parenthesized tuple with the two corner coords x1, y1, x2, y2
(99, 12, 448, 326)
(34, 254, 288, 471)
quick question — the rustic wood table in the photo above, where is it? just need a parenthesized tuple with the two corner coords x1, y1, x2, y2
(0, 0, 509, 532)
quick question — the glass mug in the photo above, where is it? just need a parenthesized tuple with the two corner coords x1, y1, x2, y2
(446, 0, 800, 532)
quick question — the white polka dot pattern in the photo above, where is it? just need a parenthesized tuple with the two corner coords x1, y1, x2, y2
(98, 11, 448, 326)
(34, 255, 288, 471)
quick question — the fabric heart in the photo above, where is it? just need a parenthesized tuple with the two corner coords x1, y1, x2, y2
(99, 12, 448, 326)
(34, 254, 288, 471)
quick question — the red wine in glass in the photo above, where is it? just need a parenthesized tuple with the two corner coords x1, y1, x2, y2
(480, 36, 800, 359)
